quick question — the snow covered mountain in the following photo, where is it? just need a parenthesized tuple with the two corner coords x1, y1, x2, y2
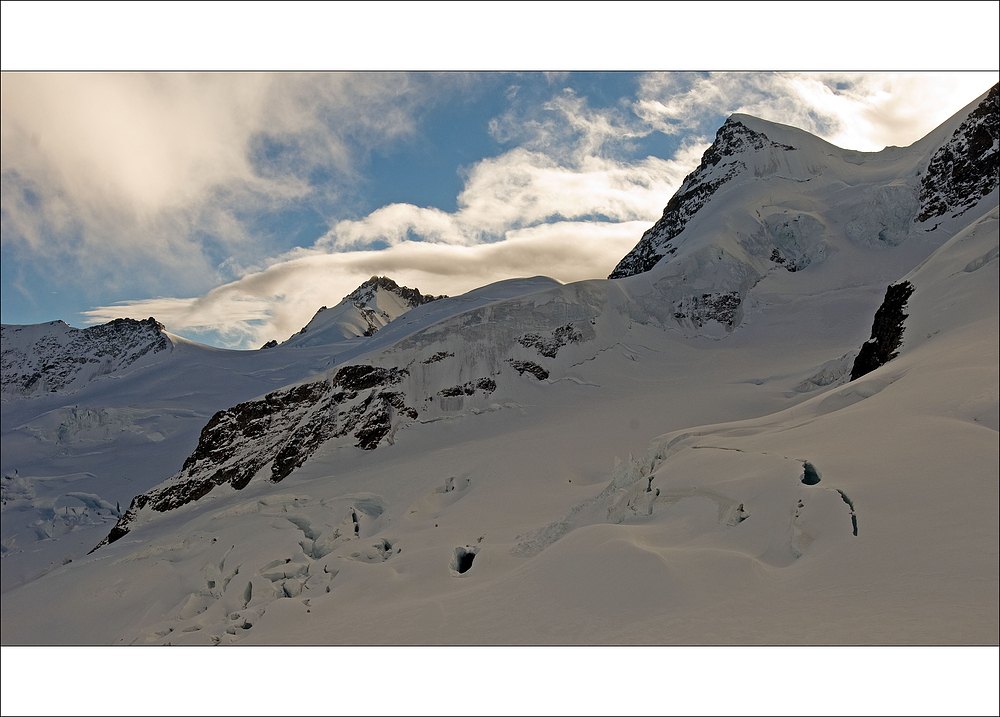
(1, 317, 171, 399)
(278, 276, 445, 348)
(610, 83, 998, 336)
(2, 84, 996, 646)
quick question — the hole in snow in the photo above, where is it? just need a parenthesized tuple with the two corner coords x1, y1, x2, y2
(801, 461, 821, 485)
(451, 547, 478, 574)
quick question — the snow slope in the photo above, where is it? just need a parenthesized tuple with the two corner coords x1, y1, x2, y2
(0, 276, 557, 593)
(1, 85, 996, 647)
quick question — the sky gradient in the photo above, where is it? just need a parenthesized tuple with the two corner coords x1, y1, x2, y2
(2, 4, 999, 349)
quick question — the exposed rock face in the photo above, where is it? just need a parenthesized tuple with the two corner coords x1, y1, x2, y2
(918, 83, 999, 223)
(507, 360, 549, 381)
(1, 318, 170, 398)
(358, 306, 384, 337)
(438, 378, 496, 398)
(850, 281, 915, 381)
(609, 119, 796, 279)
(517, 324, 584, 358)
(673, 292, 743, 328)
(92, 364, 418, 550)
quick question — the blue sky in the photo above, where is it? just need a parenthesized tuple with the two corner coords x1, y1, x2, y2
(2, 3, 998, 349)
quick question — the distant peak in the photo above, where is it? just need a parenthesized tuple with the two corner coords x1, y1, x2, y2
(286, 277, 447, 345)
(346, 276, 446, 309)
(103, 316, 166, 333)
(1, 315, 171, 399)
(348, 276, 403, 301)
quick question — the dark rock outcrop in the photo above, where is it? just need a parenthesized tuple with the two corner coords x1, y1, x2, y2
(673, 291, 743, 328)
(850, 282, 915, 380)
(918, 83, 998, 223)
(507, 360, 549, 381)
(92, 363, 417, 551)
(517, 324, 584, 358)
(438, 378, 497, 398)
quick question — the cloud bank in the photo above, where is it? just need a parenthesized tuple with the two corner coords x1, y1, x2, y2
(83, 220, 653, 346)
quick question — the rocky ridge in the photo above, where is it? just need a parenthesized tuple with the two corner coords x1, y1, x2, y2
(93, 363, 419, 550)
(347, 276, 445, 311)
(1, 317, 170, 399)
(850, 282, 915, 380)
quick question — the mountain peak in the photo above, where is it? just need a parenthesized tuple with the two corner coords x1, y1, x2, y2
(602, 88, 1000, 339)
(610, 85, 999, 293)
(281, 276, 447, 348)
(703, 116, 798, 167)
(346, 276, 445, 310)
(608, 117, 798, 280)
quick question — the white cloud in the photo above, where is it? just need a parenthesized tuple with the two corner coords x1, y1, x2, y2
(634, 72, 1000, 152)
(1, 72, 450, 293)
(324, 87, 707, 253)
(84, 220, 650, 348)
(324, 148, 702, 250)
